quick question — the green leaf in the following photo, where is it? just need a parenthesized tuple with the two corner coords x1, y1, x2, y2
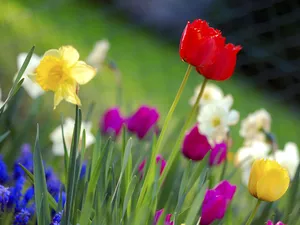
(79, 138, 112, 225)
(0, 131, 10, 143)
(111, 138, 133, 203)
(0, 45, 35, 116)
(19, 164, 58, 211)
(185, 181, 208, 225)
(122, 175, 138, 220)
(61, 115, 69, 186)
(63, 106, 82, 225)
(285, 163, 300, 222)
(33, 124, 51, 225)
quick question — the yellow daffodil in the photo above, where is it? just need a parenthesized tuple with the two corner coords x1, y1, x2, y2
(32, 46, 96, 109)
(248, 159, 289, 202)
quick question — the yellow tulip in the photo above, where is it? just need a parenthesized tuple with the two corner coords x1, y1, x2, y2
(248, 159, 290, 202)
(32, 46, 96, 109)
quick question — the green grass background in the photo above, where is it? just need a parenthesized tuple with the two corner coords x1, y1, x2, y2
(0, 0, 299, 154)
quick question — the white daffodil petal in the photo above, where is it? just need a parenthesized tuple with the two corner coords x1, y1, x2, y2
(228, 110, 240, 125)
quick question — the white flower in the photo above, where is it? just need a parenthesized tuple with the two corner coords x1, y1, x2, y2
(240, 109, 271, 143)
(197, 96, 239, 143)
(50, 118, 95, 156)
(271, 142, 299, 179)
(189, 83, 224, 106)
(86, 39, 110, 70)
(235, 141, 271, 186)
(235, 141, 271, 168)
(16, 53, 44, 99)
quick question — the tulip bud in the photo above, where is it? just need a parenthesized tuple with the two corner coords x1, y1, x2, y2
(179, 19, 225, 67)
(182, 125, 211, 161)
(248, 159, 289, 202)
(100, 107, 124, 137)
(126, 106, 159, 139)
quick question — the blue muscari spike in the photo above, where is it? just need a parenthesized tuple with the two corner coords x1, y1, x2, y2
(51, 211, 62, 225)
(47, 174, 61, 197)
(54, 191, 66, 207)
(0, 184, 10, 211)
(7, 177, 25, 212)
(0, 155, 9, 184)
(80, 162, 87, 179)
(21, 186, 34, 208)
(13, 144, 33, 180)
(13, 209, 31, 225)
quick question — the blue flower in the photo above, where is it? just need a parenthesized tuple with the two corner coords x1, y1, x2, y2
(80, 162, 87, 179)
(7, 177, 25, 212)
(13, 209, 31, 225)
(0, 155, 9, 184)
(54, 192, 66, 207)
(13, 144, 33, 180)
(0, 184, 10, 211)
(21, 187, 34, 207)
(47, 175, 61, 197)
(51, 211, 62, 225)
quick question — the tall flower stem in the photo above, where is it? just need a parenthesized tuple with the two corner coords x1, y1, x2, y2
(156, 64, 193, 152)
(137, 64, 193, 207)
(159, 77, 208, 187)
(245, 199, 262, 225)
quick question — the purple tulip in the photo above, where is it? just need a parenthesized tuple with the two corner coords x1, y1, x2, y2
(138, 155, 166, 177)
(182, 125, 211, 161)
(100, 107, 124, 136)
(153, 209, 174, 225)
(200, 180, 236, 225)
(209, 142, 227, 166)
(266, 221, 286, 225)
(126, 106, 159, 139)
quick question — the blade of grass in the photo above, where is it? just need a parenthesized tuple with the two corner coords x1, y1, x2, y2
(0, 131, 10, 143)
(19, 164, 58, 210)
(33, 124, 51, 225)
(63, 106, 82, 225)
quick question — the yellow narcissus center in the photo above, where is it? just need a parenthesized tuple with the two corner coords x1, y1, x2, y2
(36, 56, 70, 91)
(212, 116, 221, 127)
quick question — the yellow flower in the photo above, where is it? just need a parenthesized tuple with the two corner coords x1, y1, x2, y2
(33, 46, 96, 109)
(248, 159, 290, 202)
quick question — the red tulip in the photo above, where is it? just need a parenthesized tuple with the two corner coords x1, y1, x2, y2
(196, 43, 242, 81)
(179, 19, 225, 67)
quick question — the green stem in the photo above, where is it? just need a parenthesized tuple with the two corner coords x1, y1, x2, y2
(159, 78, 209, 187)
(136, 64, 193, 208)
(219, 157, 228, 181)
(245, 199, 262, 225)
(156, 64, 193, 153)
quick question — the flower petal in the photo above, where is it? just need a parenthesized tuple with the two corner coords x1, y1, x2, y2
(71, 61, 96, 85)
(44, 49, 60, 58)
(54, 83, 81, 109)
(59, 46, 79, 66)
(256, 168, 289, 202)
(228, 110, 239, 125)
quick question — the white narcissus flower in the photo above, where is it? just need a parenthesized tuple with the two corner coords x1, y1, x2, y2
(86, 39, 110, 70)
(271, 142, 299, 179)
(189, 83, 224, 106)
(235, 141, 271, 186)
(16, 53, 44, 99)
(239, 109, 271, 143)
(235, 141, 271, 168)
(197, 95, 239, 143)
(50, 118, 95, 156)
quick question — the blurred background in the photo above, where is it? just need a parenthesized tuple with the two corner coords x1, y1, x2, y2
(0, 0, 299, 157)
